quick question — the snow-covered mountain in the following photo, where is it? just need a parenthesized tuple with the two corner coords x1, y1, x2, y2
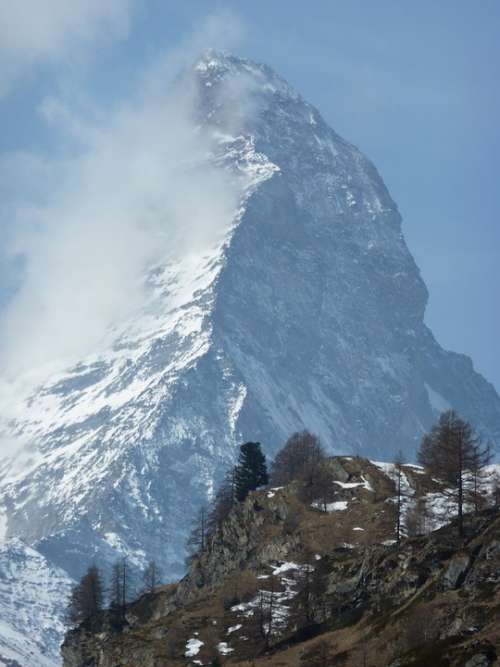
(0, 540, 71, 666)
(0, 50, 499, 664)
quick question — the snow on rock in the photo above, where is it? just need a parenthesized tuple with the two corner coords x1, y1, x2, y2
(334, 480, 364, 489)
(217, 642, 234, 654)
(271, 562, 299, 575)
(335, 476, 374, 493)
(372, 460, 416, 533)
(313, 500, 349, 512)
(405, 464, 425, 474)
(227, 624, 242, 635)
(372, 461, 394, 475)
(361, 476, 375, 492)
(231, 561, 311, 637)
(185, 638, 204, 657)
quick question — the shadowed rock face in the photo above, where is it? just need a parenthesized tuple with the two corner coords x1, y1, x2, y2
(1, 50, 500, 665)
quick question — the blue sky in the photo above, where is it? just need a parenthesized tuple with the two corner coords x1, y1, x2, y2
(0, 1, 498, 390)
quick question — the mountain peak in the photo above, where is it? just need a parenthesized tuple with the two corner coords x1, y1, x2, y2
(192, 49, 300, 102)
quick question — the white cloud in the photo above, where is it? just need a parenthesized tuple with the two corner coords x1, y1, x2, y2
(0, 16, 246, 378)
(0, 0, 134, 95)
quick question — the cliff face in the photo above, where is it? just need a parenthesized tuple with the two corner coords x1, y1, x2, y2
(61, 458, 500, 667)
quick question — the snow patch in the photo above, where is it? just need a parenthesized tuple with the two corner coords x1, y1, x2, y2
(272, 561, 299, 575)
(313, 500, 348, 512)
(217, 642, 234, 654)
(185, 638, 204, 657)
(425, 383, 452, 413)
(227, 624, 242, 635)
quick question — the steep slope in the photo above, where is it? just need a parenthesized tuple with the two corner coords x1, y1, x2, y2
(61, 457, 500, 667)
(0, 50, 500, 664)
(0, 540, 72, 667)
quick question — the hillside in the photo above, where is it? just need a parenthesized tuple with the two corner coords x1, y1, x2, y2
(61, 457, 500, 667)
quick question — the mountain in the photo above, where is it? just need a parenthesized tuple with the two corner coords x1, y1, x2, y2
(61, 457, 500, 667)
(0, 50, 500, 664)
(0, 540, 71, 667)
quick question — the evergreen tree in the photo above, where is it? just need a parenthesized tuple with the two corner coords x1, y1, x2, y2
(67, 565, 103, 629)
(234, 442, 268, 502)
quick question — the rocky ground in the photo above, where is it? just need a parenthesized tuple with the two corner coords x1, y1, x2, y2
(62, 457, 500, 667)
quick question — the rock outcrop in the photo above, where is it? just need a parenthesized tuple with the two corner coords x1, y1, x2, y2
(61, 458, 500, 667)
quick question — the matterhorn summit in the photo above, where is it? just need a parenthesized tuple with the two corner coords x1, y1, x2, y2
(0, 51, 499, 665)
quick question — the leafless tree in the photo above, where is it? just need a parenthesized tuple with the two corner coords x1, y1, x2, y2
(255, 580, 277, 649)
(67, 564, 103, 629)
(491, 469, 500, 509)
(266, 578, 276, 648)
(316, 640, 331, 667)
(186, 505, 209, 561)
(299, 462, 335, 509)
(293, 557, 321, 627)
(393, 449, 406, 543)
(270, 431, 326, 486)
(468, 441, 492, 513)
(207, 467, 237, 536)
(406, 496, 430, 537)
(403, 604, 437, 650)
(418, 410, 490, 536)
(109, 558, 130, 627)
(142, 560, 160, 595)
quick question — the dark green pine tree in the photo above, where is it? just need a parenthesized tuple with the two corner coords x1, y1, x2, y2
(234, 441, 269, 502)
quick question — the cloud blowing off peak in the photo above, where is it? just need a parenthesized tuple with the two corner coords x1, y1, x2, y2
(0, 48, 248, 379)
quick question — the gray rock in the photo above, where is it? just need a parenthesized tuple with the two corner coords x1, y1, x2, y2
(465, 654, 493, 667)
(443, 552, 470, 589)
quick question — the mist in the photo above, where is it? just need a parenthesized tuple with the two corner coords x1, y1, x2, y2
(0, 33, 243, 380)
(0, 0, 135, 97)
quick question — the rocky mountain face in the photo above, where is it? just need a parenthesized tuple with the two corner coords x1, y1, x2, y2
(0, 540, 71, 667)
(61, 457, 500, 667)
(1, 50, 500, 664)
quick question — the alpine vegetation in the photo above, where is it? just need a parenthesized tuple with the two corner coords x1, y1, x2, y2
(62, 429, 500, 666)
